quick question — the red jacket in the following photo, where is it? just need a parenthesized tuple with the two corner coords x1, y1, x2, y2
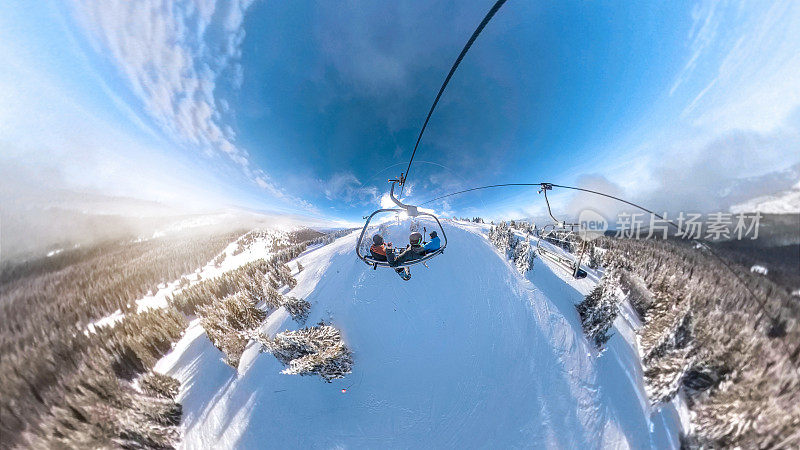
(370, 243, 388, 261)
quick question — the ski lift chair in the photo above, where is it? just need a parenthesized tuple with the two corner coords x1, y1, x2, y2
(356, 177, 448, 270)
(535, 184, 588, 279)
(536, 224, 588, 279)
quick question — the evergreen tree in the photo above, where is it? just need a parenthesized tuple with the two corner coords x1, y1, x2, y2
(258, 324, 353, 381)
(512, 239, 536, 274)
(576, 278, 620, 349)
(197, 292, 266, 367)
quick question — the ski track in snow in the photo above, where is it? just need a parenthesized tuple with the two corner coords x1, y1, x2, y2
(155, 220, 680, 449)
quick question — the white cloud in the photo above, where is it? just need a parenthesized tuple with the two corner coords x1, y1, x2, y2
(70, 0, 252, 161)
(670, 0, 721, 96)
(67, 0, 318, 212)
(380, 192, 397, 209)
(251, 169, 319, 214)
(436, 199, 454, 218)
(314, 4, 409, 92)
(731, 178, 800, 214)
(601, 129, 800, 215)
(561, 0, 800, 220)
(673, 0, 800, 134)
(321, 172, 380, 206)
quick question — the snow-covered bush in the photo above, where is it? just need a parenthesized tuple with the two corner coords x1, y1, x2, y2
(258, 324, 353, 382)
(197, 292, 266, 367)
(576, 278, 620, 349)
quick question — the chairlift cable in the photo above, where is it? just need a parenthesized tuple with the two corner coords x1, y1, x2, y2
(400, 0, 508, 197)
(420, 182, 672, 227)
(419, 181, 790, 354)
(419, 183, 543, 206)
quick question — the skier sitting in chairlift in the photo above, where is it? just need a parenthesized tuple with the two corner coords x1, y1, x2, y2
(369, 234, 389, 262)
(382, 232, 426, 280)
(370, 233, 410, 280)
(423, 230, 440, 254)
(390, 232, 426, 265)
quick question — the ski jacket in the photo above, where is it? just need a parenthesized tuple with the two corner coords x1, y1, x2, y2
(423, 236, 441, 253)
(370, 244, 388, 261)
(396, 244, 425, 264)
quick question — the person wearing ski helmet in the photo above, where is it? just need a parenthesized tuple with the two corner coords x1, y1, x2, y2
(423, 230, 440, 254)
(395, 231, 426, 265)
(369, 234, 389, 262)
(370, 233, 402, 272)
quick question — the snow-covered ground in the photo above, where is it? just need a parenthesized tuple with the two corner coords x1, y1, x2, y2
(155, 220, 681, 448)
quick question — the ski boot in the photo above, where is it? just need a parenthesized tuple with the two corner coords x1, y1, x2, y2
(395, 267, 411, 281)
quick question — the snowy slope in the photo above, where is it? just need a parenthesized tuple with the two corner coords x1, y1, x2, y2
(155, 220, 680, 449)
(136, 227, 297, 313)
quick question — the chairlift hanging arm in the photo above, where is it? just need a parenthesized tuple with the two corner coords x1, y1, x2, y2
(538, 183, 577, 227)
(388, 176, 418, 217)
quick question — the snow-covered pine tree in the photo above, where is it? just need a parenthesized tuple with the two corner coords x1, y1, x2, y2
(297, 261, 304, 272)
(197, 292, 266, 367)
(576, 277, 621, 349)
(639, 292, 693, 365)
(139, 371, 180, 400)
(213, 252, 226, 268)
(687, 353, 800, 448)
(108, 383, 182, 449)
(512, 239, 536, 274)
(265, 286, 310, 322)
(282, 296, 311, 323)
(258, 324, 353, 381)
(643, 347, 694, 405)
(265, 285, 283, 309)
(586, 245, 603, 269)
(488, 222, 518, 258)
(270, 263, 297, 289)
(591, 235, 800, 447)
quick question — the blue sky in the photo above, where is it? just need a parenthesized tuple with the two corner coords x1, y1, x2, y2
(1, 0, 798, 224)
